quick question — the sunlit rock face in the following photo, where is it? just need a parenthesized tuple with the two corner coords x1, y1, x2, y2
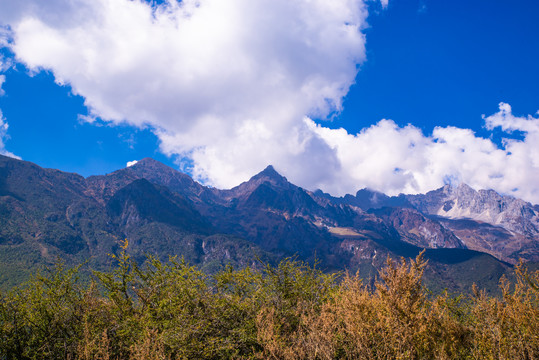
(404, 184, 539, 263)
(407, 183, 539, 236)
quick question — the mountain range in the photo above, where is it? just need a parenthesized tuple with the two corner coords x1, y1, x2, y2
(1, 154, 538, 293)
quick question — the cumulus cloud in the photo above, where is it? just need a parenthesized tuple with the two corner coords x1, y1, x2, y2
(1, 0, 368, 188)
(126, 160, 138, 167)
(1, 1, 539, 204)
(4, 0, 368, 130)
(483, 102, 539, 134)
(309, 103, 539, 203)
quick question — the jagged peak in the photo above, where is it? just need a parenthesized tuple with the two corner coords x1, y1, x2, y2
(455, 182, 476, 193)
(223, 165, 293, 199)
(130, 157, 169, 169)
(256, 165, 283, 177)
(126, 158, 193, 180)
(438, 183, 507, 199)
(313, 189, 326, 197)
(250, 165, 288, 184)
(425, 182, 473, 197)
(355, 188, 387, 198)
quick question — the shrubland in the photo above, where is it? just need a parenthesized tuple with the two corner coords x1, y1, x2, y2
(1, 241, 538, 359)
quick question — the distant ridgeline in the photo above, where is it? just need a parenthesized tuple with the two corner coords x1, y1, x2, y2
(0, 154, 538, 294)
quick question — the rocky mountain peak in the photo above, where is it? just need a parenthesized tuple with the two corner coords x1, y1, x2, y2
(127, 158, 183, 177)
(133, 157, 161, 166)
(250, 165, 288, 186)
(223, 165, 291, 200)
(455, 182, 473, 192)
(126, 158, 209, 198)
(407, 183, 539, 236)
(354, 188, 391, 209)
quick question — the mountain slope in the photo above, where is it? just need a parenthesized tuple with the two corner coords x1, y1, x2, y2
(0, 155, 536, 294)
(405, 184, 539, 263)
(0, 156, 269, 288)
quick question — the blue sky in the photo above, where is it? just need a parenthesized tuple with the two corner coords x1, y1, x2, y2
(0, 0, 538, 201)
(341, 0, 539, 135)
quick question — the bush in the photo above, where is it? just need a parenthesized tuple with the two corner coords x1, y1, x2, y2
(0, 244, 538, 359)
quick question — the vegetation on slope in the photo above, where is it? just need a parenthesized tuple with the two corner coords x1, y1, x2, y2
(1, 241, 538, 359)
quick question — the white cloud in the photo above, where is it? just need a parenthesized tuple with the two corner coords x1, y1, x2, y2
(0, 110, 21, 159)
(126, 160, 138, 167)
(308, 103, 539, 203)
(2, 1, 539, 204)
(0, 75, 5, 96)
(0, 55, 13, 73)
(483, 102, 539, 134)
(0, 0, 368, 187)
(0, 26, 14, 72)
(3, 0, 368, 132)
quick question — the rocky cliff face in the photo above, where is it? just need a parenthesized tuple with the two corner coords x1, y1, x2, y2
(369, 207, 465, 249)
(407, 184, 539, 235)
(405, 184, 539, 263)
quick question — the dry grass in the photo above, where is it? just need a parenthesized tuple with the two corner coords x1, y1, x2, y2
(327, 227, 364, 237)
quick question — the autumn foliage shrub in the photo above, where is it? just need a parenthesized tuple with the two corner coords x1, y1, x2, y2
(0, 242, 538, 359)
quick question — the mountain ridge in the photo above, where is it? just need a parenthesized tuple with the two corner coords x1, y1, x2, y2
(0, 154, 537, 293)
